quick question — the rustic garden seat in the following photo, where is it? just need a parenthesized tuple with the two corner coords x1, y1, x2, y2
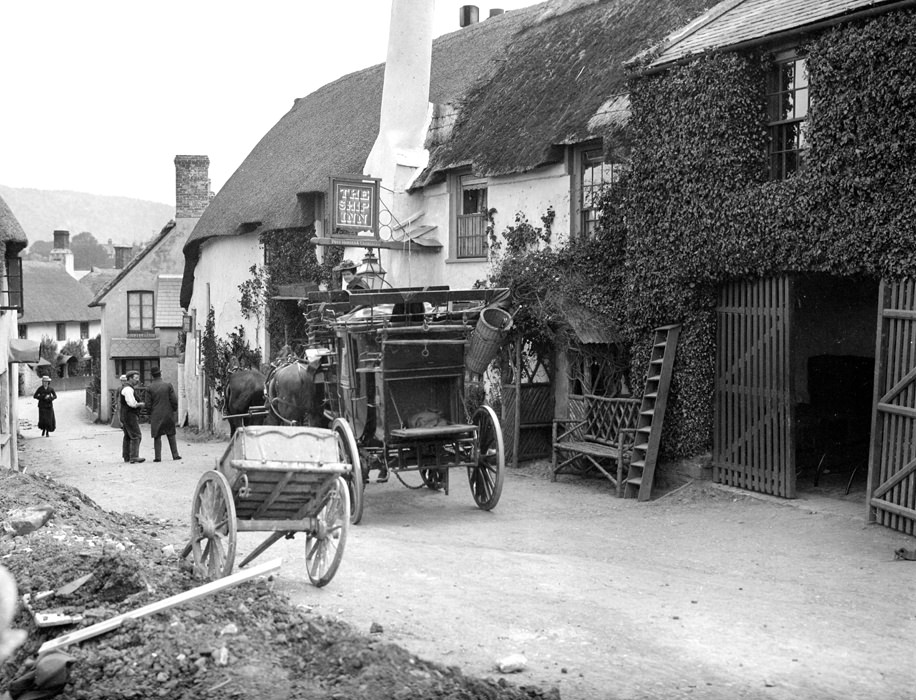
(552, 396, 640, 496)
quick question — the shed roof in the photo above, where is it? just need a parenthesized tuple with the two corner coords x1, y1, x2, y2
(644, 0, 904, 68)
(21, 261, 101, 324)
(0, 194, 29, 256)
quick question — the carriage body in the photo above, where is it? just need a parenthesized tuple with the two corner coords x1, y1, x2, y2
(302, 286, 510, 523)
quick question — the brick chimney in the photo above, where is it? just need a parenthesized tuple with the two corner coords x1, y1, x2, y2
(114, 245, 133, 269)
(49, 229, 76, 278)
(174, 155, 210, 219)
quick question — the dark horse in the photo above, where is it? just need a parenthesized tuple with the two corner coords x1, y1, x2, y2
(264, 358, 323, 427)
(223, 368, 267, 436)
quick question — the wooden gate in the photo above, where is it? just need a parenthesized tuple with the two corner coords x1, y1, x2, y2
(867, 279, 916, 534)
(501, 340, 553, 467)
(714, 276, 795, 497)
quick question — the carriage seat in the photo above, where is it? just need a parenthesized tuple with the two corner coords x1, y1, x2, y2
(552, 396, 640, 496)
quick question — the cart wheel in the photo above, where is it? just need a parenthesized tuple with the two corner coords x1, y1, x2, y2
(190, 471, 237, 580)
(468, 405, 505, 510)
(306, 476, 350, 587)
(420, 468, 446, 491)
(332, 417, 364, 525)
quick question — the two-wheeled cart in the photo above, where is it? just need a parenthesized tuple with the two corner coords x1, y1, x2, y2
(187, 425, 351, 587)
(301, 286, 513, 525)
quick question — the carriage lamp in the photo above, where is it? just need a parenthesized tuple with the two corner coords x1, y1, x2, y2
(358, 248, 387, 289)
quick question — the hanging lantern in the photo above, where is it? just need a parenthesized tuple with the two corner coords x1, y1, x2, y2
(358, 248, 387, 289)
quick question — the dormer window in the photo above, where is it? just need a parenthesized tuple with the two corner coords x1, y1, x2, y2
(768, 52, 809, 179)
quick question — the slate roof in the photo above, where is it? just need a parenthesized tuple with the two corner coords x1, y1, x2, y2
(0, 194, 28, 256)
(645, 0, 903, 67)
(180, 0, 711, 308)
(90, 221, 176, 307)
(20, 261, 101, 324)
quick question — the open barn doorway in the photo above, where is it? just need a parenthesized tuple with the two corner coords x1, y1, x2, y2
(792, 274, 879, 500)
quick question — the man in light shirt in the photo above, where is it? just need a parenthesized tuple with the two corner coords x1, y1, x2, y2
(120, 371, 146, 463)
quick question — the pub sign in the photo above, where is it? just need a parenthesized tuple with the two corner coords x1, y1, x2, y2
(329, 175, 380, 237)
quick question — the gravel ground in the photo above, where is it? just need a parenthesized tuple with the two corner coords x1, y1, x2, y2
(0, 469, 558, 699)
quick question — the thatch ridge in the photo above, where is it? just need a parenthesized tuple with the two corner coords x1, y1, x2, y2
(0, 194, 29, 256)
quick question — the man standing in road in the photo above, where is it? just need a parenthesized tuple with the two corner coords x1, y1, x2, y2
(120, 371, 146, 463)
(148, 367, 181, 462)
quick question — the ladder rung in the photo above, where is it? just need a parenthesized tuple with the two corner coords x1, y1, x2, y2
(648, 375, 660, 382)
(634, 443, 649, 451)
(651, 359, 663, 364)
(641, 410, 654, 417)
(630, 460, 645, 469)
(645, 392, 657, 398)
(654, 342, 666, 347)
(627, 476, 643, 485)
(637, 427, 652, 433)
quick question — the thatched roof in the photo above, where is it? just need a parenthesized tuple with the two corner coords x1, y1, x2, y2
(644, 0, 899, 68)
(414, 0, 716, 186)
(180, 7, 536, 308)
(21, 262, 100, 324)
(180, 0, 715, 308)
(0, 194, 28, 257)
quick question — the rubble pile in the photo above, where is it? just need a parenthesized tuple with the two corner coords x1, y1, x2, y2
(0, 470, 558, 699)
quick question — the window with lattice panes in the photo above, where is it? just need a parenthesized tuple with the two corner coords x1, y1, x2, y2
(127, 291, 154, 334)
(579, 149, 624, 238)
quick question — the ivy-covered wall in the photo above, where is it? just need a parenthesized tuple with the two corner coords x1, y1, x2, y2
(491, 8, 916, 460)
(613, 8, 916, 457)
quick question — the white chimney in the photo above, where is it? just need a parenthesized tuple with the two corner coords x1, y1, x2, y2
(363, 0, 435, 194)
(49, 229, 77, 279)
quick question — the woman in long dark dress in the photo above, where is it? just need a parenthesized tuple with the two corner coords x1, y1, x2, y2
(33, 376, 57, 437)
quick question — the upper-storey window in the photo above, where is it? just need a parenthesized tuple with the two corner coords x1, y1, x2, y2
(0, 255, 23, 313)
(127, 291, 154, 334)
(768, 53, 809, 179)
(572, 146, 624, 238)
(454, 174, 488, 259)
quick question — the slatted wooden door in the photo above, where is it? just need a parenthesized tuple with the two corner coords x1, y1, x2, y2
(867, 279, 916, 534)
(714, 276, 795, 497)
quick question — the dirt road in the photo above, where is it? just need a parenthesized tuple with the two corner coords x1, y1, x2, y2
(18, 390, 916, 700)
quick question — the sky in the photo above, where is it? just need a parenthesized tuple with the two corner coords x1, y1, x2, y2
(0, 0, 541, 206)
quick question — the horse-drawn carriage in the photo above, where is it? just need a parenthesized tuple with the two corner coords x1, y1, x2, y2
(296, 286, 513, 524)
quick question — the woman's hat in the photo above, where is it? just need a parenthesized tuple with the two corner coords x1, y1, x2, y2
(332, 259, 358, 273)
(119, 375, 128, 381)
(41, 376, 51, 382)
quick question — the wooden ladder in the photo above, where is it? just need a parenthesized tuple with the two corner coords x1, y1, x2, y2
(624, 324, 681, 501)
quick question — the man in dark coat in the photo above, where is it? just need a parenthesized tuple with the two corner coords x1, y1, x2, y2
(148, 367, 181, 462)
(120, 371, 145, 463)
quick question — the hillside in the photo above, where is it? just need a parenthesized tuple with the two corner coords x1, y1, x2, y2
(0, 185, 173, 247)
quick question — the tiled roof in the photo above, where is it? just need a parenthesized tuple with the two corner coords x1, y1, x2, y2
(647, 0, 901, 67)
(155, 276, 183, 328)
(20, 261, 101, 323)
(110, 337, 160, 358)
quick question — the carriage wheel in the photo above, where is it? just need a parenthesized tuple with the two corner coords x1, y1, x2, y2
(332, 417, 364, 525)
(305, 476, 350, 587)
(190, 471, 237, 580)
(420, 468, 446, 491)
(468, 405, 505, 510)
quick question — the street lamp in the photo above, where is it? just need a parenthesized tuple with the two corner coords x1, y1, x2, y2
(358, 248, 387, 289)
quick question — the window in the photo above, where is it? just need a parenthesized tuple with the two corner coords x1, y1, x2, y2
(127, 291, 154, 333)
(116, 359, 156, 384)
(18, 324, 26, 339)
(577, 148, 624, 238)
(0, 255, 23, 313)
(768, 53, 809, 179)
(80, 322, 90, 339)
(56, 323, 66, 341)
(455, 175, 488, 259)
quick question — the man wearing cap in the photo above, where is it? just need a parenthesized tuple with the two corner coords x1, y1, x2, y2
(148, 367, 181, 462)
(120, 371, 146, 463)
(333, 259, 370, 291)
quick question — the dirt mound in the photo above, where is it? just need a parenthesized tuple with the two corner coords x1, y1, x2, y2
(0, 470, 558, 699)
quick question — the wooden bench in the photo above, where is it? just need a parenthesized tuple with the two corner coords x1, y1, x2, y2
(552, 396, 640, 496)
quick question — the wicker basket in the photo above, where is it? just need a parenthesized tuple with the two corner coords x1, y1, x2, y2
(466, 307, 513, 375)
